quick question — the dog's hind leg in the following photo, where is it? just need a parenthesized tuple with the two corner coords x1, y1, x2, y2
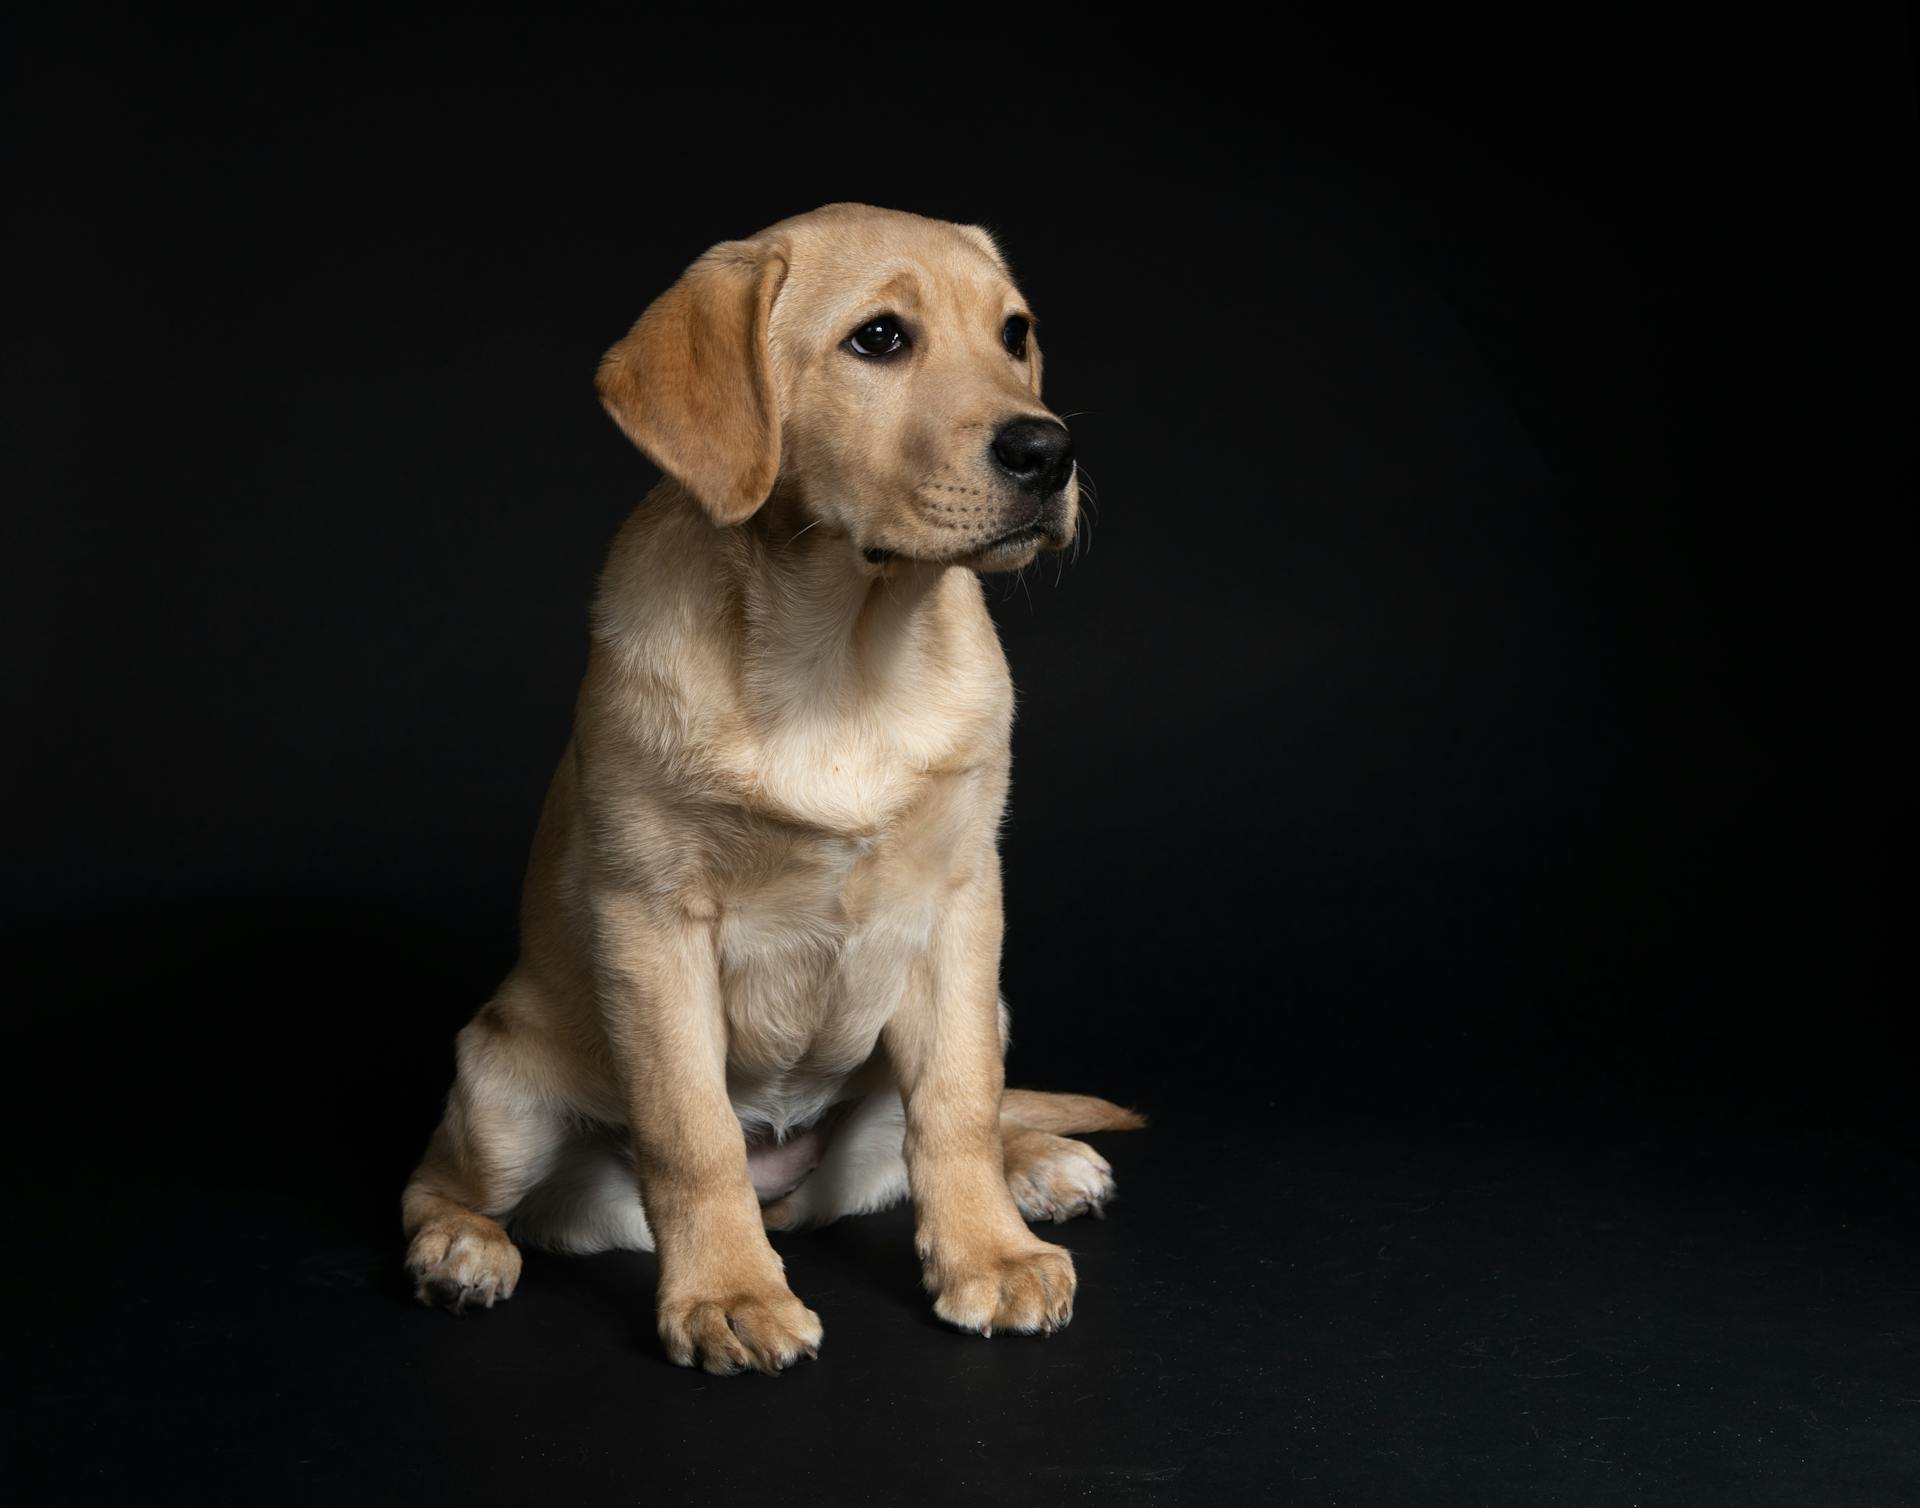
(1000, 1090, 1145, 1224)
(762, 1086, 1145, 1231)
(401, 978, 571, 1313)
(507, 1130, 657, 1255)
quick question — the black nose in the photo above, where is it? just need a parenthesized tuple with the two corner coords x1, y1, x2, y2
(989, 418, 1075, 496)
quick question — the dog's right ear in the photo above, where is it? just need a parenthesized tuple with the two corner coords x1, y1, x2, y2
(595, 238, 790, 527)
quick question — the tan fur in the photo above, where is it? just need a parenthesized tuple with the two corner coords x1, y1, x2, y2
(401, 203, 1141, 1373)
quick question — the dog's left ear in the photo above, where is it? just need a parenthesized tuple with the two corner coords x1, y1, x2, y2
(595, 238, 790, 526)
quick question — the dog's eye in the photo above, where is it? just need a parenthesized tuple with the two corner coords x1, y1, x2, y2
(1002, 315, 1030, 360)
(846, 316, 907, 358)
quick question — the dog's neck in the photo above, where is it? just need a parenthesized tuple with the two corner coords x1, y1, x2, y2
(588, 480, 1010, 830)
(730, 494, 958, 718)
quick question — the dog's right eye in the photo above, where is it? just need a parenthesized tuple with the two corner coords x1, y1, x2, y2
(846, 316, 907, 358)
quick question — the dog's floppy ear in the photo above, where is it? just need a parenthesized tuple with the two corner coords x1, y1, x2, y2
(595, 238, 790, 526)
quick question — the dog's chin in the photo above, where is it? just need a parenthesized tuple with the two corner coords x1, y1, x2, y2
(956, 520, 1069, 573)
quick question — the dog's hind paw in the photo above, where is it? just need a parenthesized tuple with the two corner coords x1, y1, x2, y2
(1005, 1131, 1116, 1224)
(406, 1216, 523, 1313)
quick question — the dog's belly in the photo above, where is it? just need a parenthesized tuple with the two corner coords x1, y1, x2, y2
(743, 1122, 829, 1200)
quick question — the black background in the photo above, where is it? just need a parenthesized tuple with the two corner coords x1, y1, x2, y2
(7, 10, 1914, 1505)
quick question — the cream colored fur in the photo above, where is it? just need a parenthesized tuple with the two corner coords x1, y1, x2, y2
(400, 203, 1142, 1375)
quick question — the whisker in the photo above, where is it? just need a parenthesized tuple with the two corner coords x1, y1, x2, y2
(782, 517, 824, 550)
(1072, 510, 1093, 564)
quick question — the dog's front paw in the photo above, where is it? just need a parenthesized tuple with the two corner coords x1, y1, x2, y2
(925, 1238, 1077, 1336)
(1006, 1132, 1116, 1223)
(406, 1215, 522, 1313)
(657, 1283, 823, 1375)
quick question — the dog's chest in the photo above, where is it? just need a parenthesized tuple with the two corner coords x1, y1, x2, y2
(712, 769, 980, 1121)
(722, 696, 977, 837)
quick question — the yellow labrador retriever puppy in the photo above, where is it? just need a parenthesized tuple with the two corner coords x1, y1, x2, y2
(401, 202, 1142, 1374)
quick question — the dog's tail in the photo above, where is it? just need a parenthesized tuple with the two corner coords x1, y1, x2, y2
(1001, 1088, 1149, 1135)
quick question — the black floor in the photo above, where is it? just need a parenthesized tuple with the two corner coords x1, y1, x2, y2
(16, 1071, 1916, 1506)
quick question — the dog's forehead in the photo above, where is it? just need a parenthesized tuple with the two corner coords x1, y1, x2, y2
(771, 209, 1019, 332)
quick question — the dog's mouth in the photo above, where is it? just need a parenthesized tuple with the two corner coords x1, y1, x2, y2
(960, 511, 1073, 569)
(977, 521, 1050, 557)
(862, 511, 1070, 570)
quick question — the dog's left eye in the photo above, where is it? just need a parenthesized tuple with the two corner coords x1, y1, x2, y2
(1002, 315, 1030, 360)
(846, 316, 907, 358)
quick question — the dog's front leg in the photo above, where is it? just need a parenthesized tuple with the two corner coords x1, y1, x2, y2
(594, 892, 822, 1374)
(884, 865, 1077, 1335)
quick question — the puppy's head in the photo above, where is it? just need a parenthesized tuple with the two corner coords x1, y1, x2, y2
(596, 203, 1076, 573)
